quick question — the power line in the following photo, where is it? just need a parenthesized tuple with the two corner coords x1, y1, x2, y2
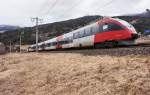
(53, 0, 115, 19)
(38, 0, 115, 22)
(46, 0, 59, 15)
(94, 0, 115, 12)
(37, 0, 80, 21)
(56, 0, 83, 18)
(77, 0, 115, 16)
(37, 0, 60, 16)
(38, 0, 52, 15)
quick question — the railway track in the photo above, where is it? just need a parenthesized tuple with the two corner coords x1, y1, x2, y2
(36, 43, 150, 56)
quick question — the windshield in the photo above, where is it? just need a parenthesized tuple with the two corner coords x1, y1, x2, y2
(116, 19, 137, 33)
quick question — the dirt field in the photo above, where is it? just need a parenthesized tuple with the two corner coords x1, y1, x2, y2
(0, 50, 150, 95)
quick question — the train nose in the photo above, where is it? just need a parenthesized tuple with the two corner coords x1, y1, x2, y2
(131, 33, 139, 40)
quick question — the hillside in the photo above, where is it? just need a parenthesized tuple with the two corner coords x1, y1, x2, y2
(0, 15, 150, 45)
(0, 25, 19, 33)
(117, 16, 150, 33)
(0, 16, 102, 45)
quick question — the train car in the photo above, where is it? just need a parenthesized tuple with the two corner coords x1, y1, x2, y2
(28, 44, 36, 52)
(28, 17, 138, 51)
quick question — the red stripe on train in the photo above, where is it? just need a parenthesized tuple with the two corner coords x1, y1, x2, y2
(94, 30, 132, 44)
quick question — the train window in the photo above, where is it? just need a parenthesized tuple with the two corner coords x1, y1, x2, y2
(32, 46, 36, 49)
(52, 42, 54, 46)
(79, 31, 84, 38)
(39, 45, 42, 48)
(55, 42, 57, 45)
(59, 40, 65, 45)
(78, 32, 81, 38)
(62, 37, 73, 44)
(103, 24, 109, 31)
(52, 42, 57, 46)
(79, 30, 85, 38)
(99, 25, 103, 32)
(85, 28, 91, 36)
(83, 29, 86, 36)
(47, 43, 51, 46)
(70, 36, 73, 40)
(108, 23, 124, 31)
(73, 33, 78, 39)
(93, 25, 101, 33)
(90, 27, 94, 35)
(41, 44, 45, 48)
(68, 36, 73, 43)
(65, 38, 69, 43)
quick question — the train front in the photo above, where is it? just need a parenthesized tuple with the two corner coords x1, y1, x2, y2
(117, 19, 139, 40)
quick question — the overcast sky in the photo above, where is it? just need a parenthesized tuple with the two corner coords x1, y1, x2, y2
(0, 0, 149, 27)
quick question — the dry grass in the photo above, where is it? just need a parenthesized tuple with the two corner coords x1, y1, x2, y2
(0, 52, 150, 95)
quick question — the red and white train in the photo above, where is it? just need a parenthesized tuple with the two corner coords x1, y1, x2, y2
(28, 17, 138, 51)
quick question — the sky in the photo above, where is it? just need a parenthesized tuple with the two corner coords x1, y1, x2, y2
(0, 0, 149, 27)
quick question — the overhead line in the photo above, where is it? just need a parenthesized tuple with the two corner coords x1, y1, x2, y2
(38, 0, 51, 15)
(38, 0, 115, 22)
(46, 0, 59, 15)
(54, 0, 84, 19)
(56, 0, 115, 19)
(95, 0, 115, 12)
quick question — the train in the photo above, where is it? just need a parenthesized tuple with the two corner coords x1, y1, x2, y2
(28, 17, 138, 51)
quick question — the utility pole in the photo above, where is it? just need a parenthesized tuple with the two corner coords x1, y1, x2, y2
(9, 41, 12, 54)
(20, 29, 24, 53)
(31, 17, 43, 52)
(20, 32, 22, 53)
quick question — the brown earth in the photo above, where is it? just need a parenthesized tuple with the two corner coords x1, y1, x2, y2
(0, 51, 150, 95)
(136, 36, 150, 44)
